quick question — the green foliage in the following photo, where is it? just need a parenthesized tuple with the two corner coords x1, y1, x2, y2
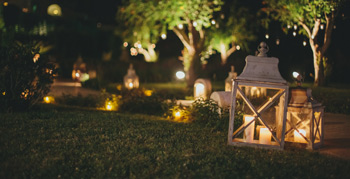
(0, 42, 56, 112)
(119, 88, 170, 116)
(117, 0, 162, 62)
(0, 107, 349, 178)
(206, 0, 257, 63)
(263, 0, 342, 37)
(81, 78, 101, 90)
(55, 94, 100, 108)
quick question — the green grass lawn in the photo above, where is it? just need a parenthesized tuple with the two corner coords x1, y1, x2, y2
(1, 104, 349, 178)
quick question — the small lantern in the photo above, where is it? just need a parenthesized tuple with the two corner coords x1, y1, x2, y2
(225, 66, 237, 91)
(194, 78, 212, 100)
(228, 42, 289, 150)
(124, 64, 139, 90)
(284, 87, 324, 149)
(72, 56, 87, 81)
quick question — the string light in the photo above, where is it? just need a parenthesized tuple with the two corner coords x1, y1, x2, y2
(320, 24, 324, 30)
(265, 34, 269, 39)
(293, 24, 297, 30)
(211, 19, 216, 25)
(276, 39, 280, 45)
(161, 33, 167, 39)
(236, 45, 241, 50)
(293, 31, 297, 37)
(287, 24, 291, 29)
(303, 40, 307, 46)
(193, 21, 198, 27)
(123, 42, 128, 47)
(178, 24, 183, 29)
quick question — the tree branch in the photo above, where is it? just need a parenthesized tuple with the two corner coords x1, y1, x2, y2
(173, 27, 192, 52)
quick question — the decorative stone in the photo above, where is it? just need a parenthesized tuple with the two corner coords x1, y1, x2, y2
(210, 91, 231, 109)
(194, 78, 212, 100)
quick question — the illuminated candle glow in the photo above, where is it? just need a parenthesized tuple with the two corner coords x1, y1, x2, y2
(294, 129, 307, 143)
(244, 115, 255, 142)
(259, 127, 271, 144)
(128, 82, 134, 88)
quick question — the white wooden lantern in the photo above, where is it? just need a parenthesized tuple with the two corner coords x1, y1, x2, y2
(124, 64, 139, 90)
(225, 66, 237, 91)
(284, 87, 324, 149)
(194, 78, 212, 100)
(228, 42, 289, 150)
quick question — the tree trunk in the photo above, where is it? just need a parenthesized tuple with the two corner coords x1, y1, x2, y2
(312, 50, 325, 87)
(185, 51, 201, 87)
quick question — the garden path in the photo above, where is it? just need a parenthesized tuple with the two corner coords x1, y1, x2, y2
(48, 79, 100, 97)
(320, 113, 350, 160)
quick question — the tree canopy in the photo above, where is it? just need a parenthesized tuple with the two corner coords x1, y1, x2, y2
(263, 0, 345, 86)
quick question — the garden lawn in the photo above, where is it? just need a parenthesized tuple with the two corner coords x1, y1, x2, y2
(1, 105, 349, 178)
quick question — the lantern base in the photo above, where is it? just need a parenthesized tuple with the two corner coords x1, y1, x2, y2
(229, 138, 283, 150)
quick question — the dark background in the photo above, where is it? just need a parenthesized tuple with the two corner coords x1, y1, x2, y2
(1, 0, 350, 84)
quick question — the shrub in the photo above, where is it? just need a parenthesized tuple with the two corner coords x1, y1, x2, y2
(119, 88, 170, 116)
(0, 42, 56, 112)
(55, 94, 100, 108)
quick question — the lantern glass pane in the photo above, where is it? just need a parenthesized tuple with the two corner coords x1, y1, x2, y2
(285, 112, 310, 143)
(231, 85, 287, 146)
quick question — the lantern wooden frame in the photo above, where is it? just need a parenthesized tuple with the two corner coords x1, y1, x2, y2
(228, 42, 289, 150)
(284, 88, 325, 149)
(228, 81, 289, 150)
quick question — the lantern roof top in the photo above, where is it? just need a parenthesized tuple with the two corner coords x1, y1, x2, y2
(236, 42, 287, 85)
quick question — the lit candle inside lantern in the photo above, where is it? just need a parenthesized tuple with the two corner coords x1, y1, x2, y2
(244, 115, 255, 142)
(294, 129, 307, 143)
(128, 82, 134, 89)
(259, 127, 271, 145)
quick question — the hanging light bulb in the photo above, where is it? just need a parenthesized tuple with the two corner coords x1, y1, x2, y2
(293, 31, 297, 37)
(303, 40, 307, 46)
(320, 24, 324, 30)
(293, 24, 298, 30)
(276, 39, 280, 45)
(265, 34, 269, 39)
(193, 21, 198, 27)
(161, 33, 167, 40)
(236, 45, 241, 50)
(123, 42, 128, 47)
